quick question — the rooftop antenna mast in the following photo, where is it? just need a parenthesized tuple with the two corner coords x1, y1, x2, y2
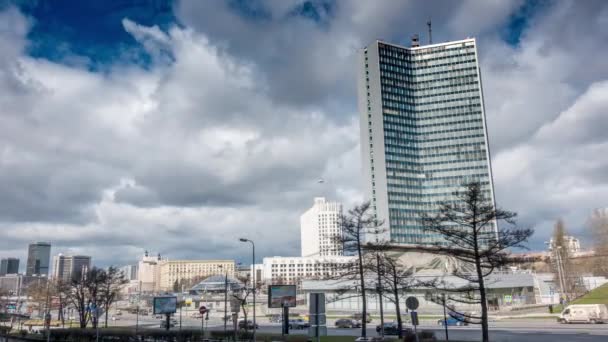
(427, 19, 432, 44)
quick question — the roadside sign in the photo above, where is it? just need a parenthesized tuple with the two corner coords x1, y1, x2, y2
(312, 314, 326, 325)
(230, 298, 240, 313)
(308, 326, 327, 337)
(309, 293, 327, 339)
(410, 311, 419, 326)
(199, 306, 208, 315)
(406, 296, 419, 311)
(309, 293, 326, 313)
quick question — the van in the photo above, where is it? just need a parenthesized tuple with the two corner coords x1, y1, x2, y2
(559, 304, 608, 324)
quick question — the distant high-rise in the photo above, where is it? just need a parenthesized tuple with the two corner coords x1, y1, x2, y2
(52, 254, 91, 282)
(120, 264, 139, 281)
(358, 38, 496, 245)
(300, 197, 343, 257)
(0, 258, 20, 275)
(26, 242, 51, 276)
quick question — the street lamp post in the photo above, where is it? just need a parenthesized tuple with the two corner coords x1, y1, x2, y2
(180, 284, 184, 331)
(219, 265, 229, 335)
(239, 238, 256, 342)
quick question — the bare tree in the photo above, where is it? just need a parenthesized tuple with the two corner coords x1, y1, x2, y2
(378, 254, 418, 339)
(99, 267, 128, 327)
(421, 181, 533, 342)
(551, 219, 579, 297)
(329, 201, 384, 339)
(26, 280, 50, 318)
(588, 210, 608, 276)
(67, 268, 106, 328)
(232, 287, 254, 334)
(52, 280, 71, 328)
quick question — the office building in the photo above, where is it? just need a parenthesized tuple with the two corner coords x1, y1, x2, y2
(0, 258, 19, 276)
(358, 38, 496, 244)
(157, 259, 235, 291)
(120, 264, 139, 281)
(260, 255, 356, 284)
(548, 236, 581, 254)
(26, 242, 51, 276)
(137, 251, 162, 292)
(300, 197, 343, 257)
(0, 274, 46, 295)
(52, 254, 91, 281)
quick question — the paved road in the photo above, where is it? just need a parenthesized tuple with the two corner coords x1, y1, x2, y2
(102, 314, 608, 341)
(250, 321, 608, 342)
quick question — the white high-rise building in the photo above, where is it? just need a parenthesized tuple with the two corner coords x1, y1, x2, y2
(300, 197, 343, 257)
(137, 251, 162, 292)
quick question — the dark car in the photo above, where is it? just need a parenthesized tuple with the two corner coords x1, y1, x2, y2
(288, 318, 310, 329)
(352, 313, 372, 323)
(376, 322, 409, 335)
(160, 319, 177, 329)
(238, 320, 259, 330)
(335, 318, 361, 328)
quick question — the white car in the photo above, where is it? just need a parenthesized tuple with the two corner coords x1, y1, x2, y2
(559, 304, 608, 324)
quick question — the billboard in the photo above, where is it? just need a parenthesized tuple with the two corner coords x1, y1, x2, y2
(268, 285, 297, 308)
(153, 296, 177, 315)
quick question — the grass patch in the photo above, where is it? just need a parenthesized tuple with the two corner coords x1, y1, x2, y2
(572, 284, 608, 305)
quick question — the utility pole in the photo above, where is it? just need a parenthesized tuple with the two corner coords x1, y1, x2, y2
(135, 280, 141, 335)
(180, 284, 183, 331)
(556, 246, 568, 300)
(442, 294, 449, 341)
(224, 271, 228, 335)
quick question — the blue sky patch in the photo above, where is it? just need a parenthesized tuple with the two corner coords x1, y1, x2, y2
(14, 0, 177, 70)
(503, 0, 550, 46)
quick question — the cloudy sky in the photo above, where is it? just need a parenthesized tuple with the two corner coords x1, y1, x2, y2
(1, 0, 607, 269)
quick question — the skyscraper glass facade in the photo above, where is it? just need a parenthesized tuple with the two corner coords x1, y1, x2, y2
(26, 242, 51, 276)
(359, 39, 495, 245)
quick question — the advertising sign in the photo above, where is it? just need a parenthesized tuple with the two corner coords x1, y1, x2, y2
(309, 293, 327, 338)
(153, 296, 177, 315)
(268, 285, 297, 308)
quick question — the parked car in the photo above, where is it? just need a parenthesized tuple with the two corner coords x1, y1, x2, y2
(437, 315, 467, 326)
(268, 314, 282, 323)
(288, 319, 310, 329)
(238, 320, 259, 330)
(376, 322, 409, 335)
(559, 304, 608, 324)
(160, 319, 177, 329)
(335, 318, 361, 328)
(352, 312, 372, 323)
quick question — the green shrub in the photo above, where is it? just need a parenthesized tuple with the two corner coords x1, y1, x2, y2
(0, 326, 11, 335)
(46, 328, 204, 341)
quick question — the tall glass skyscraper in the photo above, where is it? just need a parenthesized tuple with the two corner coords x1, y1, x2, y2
(26, 242, 51, 276)
(358, 38, 496, 245)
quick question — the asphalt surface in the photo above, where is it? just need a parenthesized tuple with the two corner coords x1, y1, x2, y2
(68, 313, 608, 341)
